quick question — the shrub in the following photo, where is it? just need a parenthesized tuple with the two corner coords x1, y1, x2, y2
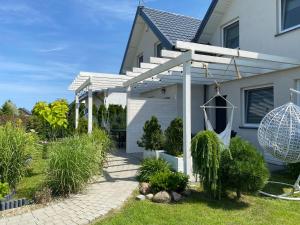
(0, 122, 37, 188)
(164, 118, 183, 156)
(137, 158, 171, 182)
(47, 129, 111, 196)
(149, 171, 189, 193)
(168, 172, 189, 193)
(0, 182, 10, 199)
(220, 137, 270, 199)
(137, 116, 164, 151)
(191, 131, 222, 199)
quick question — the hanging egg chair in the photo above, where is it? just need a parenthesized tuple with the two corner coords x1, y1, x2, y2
(258, 89, 300, 200)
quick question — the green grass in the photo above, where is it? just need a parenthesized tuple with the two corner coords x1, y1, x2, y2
(15, 144, 48, 199)
(95, 174, 300, 225)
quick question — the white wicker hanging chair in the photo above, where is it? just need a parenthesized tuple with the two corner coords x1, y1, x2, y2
(258, 89, 300, 200)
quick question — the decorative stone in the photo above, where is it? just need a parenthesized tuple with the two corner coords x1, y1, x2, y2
(152, 191, 171, 203)
(171, 192, 182, 202)
(136, 195, 146, 201)
(145, 193, 154, 200)
(139, 182, 150, 195)
(182, 189, 192, 197)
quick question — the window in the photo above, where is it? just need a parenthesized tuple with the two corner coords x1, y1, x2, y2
(244, 87, 274, 125)
(223, 21, 239, 49)
(155, 43, 163, 58)
(137, 53, 143, 67)
(281, 0, 300, 31)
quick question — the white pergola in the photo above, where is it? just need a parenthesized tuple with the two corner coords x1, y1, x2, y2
(69, 72, 130, 133)
(69, 41, 300, 176)
(121, 41, 300, 175)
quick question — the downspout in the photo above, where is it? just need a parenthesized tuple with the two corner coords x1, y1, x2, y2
(203, 84, 208, 130)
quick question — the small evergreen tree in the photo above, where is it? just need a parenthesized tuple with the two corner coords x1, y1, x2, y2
(191, 131, 222, 199)
(164, 118, 183, 156)
(220, 137, 270, 199)
(1, 100, 19, 116)
(137, 116, 164, 151)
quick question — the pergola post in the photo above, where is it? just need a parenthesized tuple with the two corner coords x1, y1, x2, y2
(88, 86, 93, 134)
(75, 94, 79, 129)
(183, 60, 192, 176)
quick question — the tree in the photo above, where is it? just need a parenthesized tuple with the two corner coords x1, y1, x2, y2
(137, 116, 164, 150)
(164, 118, 183, 156)
(1, 100, 19, 116)
(220, 137, 270, 199)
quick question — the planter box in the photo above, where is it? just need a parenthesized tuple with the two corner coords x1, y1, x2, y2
(159, 152, 184, 172)
(143, 150, 165, 159)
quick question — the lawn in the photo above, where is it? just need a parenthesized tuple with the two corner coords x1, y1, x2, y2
(95, 174, 300, 225)
(15, 144, 48, 199)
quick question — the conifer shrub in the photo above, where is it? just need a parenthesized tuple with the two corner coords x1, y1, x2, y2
(137, 116, 164, 151)
(220, 137, 270, 199)
(164, 118, 183, 156)
(191, 131, 222, 199)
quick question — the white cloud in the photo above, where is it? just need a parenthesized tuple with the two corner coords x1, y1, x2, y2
(36, 46, 68, 53)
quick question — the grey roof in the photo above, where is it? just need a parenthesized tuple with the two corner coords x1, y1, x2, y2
(141, 7, 202, 46)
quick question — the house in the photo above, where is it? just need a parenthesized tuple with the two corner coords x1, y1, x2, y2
(69, 1, 300, 173)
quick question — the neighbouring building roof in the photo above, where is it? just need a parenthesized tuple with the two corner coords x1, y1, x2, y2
(119, 6, 202, 74)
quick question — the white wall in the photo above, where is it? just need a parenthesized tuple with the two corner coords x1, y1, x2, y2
(126, 97, 177, 153)
(207, 67, 300, 164)
(106, 92, 127, 108)
(139, 84, 205, 134)
(134, 22, 160, 67)
(208, 0, 300, 59)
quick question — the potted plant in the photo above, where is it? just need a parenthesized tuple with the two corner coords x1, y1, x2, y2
(137, 116, 164, 159)
(160, 118, 184, 172)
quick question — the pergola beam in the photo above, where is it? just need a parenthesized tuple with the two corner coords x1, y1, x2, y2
(176, 41, 300, 65)
(123, 50, 192, 87)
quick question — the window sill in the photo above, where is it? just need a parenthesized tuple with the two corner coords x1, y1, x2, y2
(275, 25, 300, 37)
(239, 126, 258, 130)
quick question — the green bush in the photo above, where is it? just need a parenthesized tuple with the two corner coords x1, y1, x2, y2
(137, 116, 164, 151)
(137, 158, 171, 182)
(221, 137, 270, 199)
(47, 129, 111, 196)
(149, 171, 189, 193)
(191, 131, 222, 199)
(164, 118, 183, 156)
(0, 182, 10, 199)
(0, 122, 37, 188)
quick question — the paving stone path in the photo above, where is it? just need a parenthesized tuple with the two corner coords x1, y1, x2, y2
(0, 151, 141, 225)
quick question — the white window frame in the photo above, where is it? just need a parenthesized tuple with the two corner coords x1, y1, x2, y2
(242, 85, 274, 128)
(137, 53, 144, 67)
(278, 0, 300, 33)
(154, 42, 162, 58)
(221, 18, 239, 48)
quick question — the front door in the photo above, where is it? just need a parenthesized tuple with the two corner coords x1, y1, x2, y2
(215, 96, 227, 134)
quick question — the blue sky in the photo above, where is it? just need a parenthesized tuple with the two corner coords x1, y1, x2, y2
(0, 0, 211, 110)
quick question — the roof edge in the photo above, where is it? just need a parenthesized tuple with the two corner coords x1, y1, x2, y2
(119, 6, 174, 75)
(193, 0, 219, 42)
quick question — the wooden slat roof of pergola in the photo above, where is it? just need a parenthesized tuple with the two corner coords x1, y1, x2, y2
(122, 41, 300, 91)
(69, 41, 300, 96)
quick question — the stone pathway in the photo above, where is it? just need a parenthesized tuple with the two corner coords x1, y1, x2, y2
(0, 151, 141, 225)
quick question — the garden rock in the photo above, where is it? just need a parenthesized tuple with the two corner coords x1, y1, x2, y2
(152, 191, 171, 203)
(136, 195, 146, 201)
(171, 192, 182, 202)
(139, 182, 151, 195)
(146, 193, 154, 200)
